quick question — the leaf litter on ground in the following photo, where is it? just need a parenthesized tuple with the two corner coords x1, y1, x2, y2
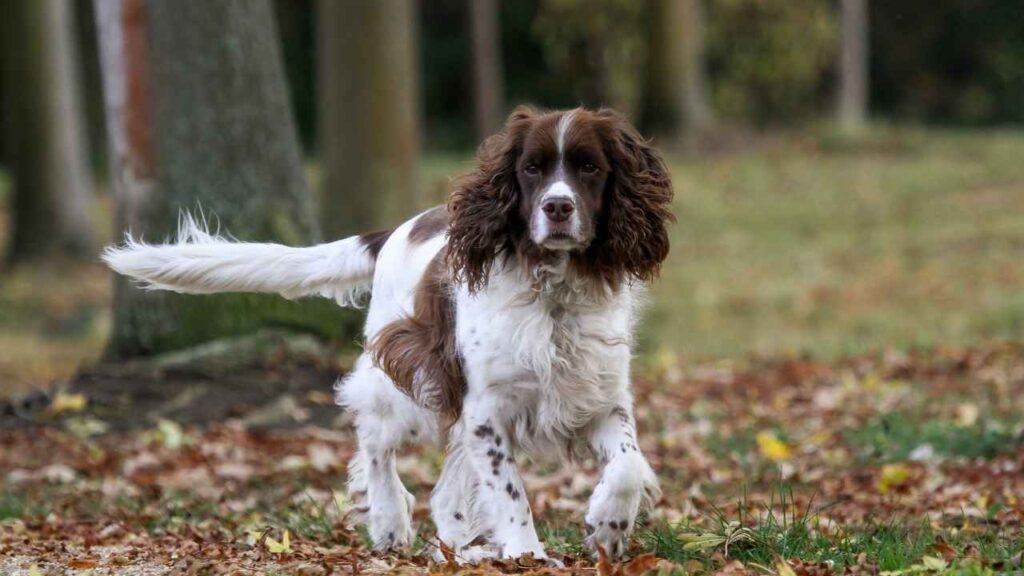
(1, 343, 1024, 574)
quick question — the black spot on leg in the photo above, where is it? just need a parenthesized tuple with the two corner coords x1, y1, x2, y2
(509, 516, 514, 524)
(371, 458, 378, 466)
(454, 512, 464, 521)
(495, 436, 502, 447)
(487, 448, 497, 457)
(505, 482, 521, 500)
(388, 531, 395, 542)
(521, 520, 527, 527)
(474, 423, 495, 438)
(410, 429, 418, 437)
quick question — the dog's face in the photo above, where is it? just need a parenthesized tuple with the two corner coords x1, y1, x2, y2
(515, 111, 610, 251)
(448, 107, 675, 291)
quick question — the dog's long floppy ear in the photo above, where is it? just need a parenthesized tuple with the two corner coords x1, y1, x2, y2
(585, 108, 675, 286)
(447, 106, 537, 292)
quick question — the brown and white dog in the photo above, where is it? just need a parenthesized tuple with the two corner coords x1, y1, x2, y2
(103, 107, 674, 563)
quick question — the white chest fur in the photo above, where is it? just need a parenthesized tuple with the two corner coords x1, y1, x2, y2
(456, 260, 636, 457)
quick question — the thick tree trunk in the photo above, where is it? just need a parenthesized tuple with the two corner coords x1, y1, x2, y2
(2, 0, 96, 263)
(96, 0, 354, 358)
(317, 0, 421, 238)
(837, 0, 869, 132)
(469, 0, 505, 142)
(641, 0, 713, 142)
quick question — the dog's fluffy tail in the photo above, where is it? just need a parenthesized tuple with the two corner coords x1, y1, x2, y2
(101, 213, 377, 307)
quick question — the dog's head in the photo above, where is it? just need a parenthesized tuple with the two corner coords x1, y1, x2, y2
(447, 106, 674, 291)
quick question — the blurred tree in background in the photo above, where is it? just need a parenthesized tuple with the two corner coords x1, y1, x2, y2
(640, 0, 715, 145)
(837, 0, 869, 132)
(317, 0, 421, 238)
(469, 0, 506, 142)
(94, 0, 354, 358)
(1, 0, 96, 264)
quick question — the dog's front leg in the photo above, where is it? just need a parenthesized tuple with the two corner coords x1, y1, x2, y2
(456, 396, 549, 562)
(585, 402, 661, 559)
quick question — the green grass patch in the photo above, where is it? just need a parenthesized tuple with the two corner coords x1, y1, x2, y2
(848, 412, 1021, 463)
(635, 484, 1024, 573)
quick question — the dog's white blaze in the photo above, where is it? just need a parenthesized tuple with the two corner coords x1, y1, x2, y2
(556, 109, 576, 155)
(541, 180, 574, 200)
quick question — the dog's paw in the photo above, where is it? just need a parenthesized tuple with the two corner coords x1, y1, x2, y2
(368, 490, 416, 551)
(584, 516, 633, 560)
(584, 479, 641, 559)
(369, 514, 415, 551)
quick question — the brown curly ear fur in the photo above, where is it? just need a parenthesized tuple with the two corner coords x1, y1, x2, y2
(446, 106, 537, 292)
(578, 109, 675, 286)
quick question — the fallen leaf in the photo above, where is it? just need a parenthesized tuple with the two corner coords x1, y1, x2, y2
(877, 463, 911, 494)
(756, 431, 792, 462)
(265, 529, 292, 554)
(776, 558, 797, 576)
(49, 391, 87, 415)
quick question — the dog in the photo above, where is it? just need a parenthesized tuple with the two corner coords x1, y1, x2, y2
(103, 106, 674, 563)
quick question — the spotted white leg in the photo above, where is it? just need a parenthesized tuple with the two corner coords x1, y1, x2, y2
(585, 404, 661, 559)
(457, 399, 549, 562)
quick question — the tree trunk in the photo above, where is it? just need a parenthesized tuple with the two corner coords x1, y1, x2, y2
(641, 0, 713, 142)
(2, 0, 96, 263)
(837, 0, 869, 132)
(96, 0, 356, 358)
(317, 0, 421, 238)
(469, 0, 505, 142)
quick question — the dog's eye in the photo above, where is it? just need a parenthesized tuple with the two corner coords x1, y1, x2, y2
(523, 164, 540, 176)
(581, 162, 598, 174)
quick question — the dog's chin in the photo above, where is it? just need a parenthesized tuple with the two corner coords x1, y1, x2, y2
(538, 234, 584, 252)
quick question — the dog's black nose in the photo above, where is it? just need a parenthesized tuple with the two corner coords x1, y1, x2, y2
(542, 198, 575, 223)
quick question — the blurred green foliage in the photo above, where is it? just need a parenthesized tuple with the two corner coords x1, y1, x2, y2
(706, 0, 837, 124)
(260, 0, 1024, 150)
(532, 0, 646, 114)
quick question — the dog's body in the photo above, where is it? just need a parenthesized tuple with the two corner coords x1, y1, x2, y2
(104, 107, 673, 562)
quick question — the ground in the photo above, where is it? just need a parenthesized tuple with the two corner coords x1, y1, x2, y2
(1, 128, 1023, 574)
(1, 344, 1022, 574)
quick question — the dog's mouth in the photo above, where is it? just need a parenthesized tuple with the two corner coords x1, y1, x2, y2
(539, 232, 584, 251)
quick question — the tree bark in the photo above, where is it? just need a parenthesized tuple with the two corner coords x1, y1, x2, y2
(837, 0, 869, 132)
(317, 0, 421, 238)
(641, 0, 714, 142)
(2, 0, 96, 263)
(96, 0, 355, 358)
(469, 0, 505, 142)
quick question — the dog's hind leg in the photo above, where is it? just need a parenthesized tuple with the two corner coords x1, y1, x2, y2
(431, 443, 493, 562)
(336, 354, 437, 551)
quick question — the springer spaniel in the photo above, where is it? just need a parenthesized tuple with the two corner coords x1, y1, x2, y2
(103, 106, 674, 563)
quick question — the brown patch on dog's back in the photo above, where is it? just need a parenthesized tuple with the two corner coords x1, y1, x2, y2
(369, 249, 465, 423)
(408, 206, 449, 244)
(359, 229, 393, 260)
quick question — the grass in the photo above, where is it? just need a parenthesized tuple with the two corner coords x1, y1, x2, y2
(642, 127, 1024, 361)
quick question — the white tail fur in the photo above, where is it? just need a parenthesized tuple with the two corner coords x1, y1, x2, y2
(101, 213, 377, 307)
